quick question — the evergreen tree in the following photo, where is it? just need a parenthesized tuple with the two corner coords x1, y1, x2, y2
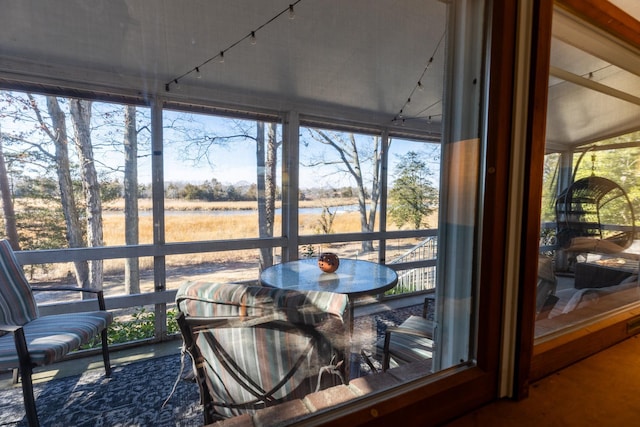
(388, 151, 438, 229)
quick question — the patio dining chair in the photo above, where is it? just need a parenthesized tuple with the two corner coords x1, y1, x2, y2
(176, 281, 349, 424)
(0, 240, 112, 427)
(376, 294, 435, 372)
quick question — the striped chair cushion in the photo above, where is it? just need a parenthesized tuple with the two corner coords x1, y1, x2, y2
(0, 240, 38, 334)
(177, 281, 348, 322)
(196, 320, 343, 418)
(176, 281, 348, 418)
(0, 311, 112, 369)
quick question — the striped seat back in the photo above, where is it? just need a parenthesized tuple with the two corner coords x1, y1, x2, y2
(176, 281, 349, 419)
(0, 240, 38, 333)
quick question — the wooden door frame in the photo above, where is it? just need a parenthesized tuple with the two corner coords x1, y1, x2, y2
(517, 0, 640, 397)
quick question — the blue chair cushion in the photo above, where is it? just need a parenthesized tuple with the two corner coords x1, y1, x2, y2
(0, 311, 112, 369)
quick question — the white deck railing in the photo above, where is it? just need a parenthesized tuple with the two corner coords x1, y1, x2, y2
(389, 236, 437, 293)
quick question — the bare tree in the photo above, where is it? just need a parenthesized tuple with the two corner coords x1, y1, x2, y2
(42, 96, 91, 288)
(266, 123, 278, 232)
(3, 93, 89, 281)
(2, 93, 145, 291)
(123, 105, 140, 293)
(0, 130, 19, 250)
(178, 116, 281, 268)
(256, 122, 279, 269)
(69, 99, 103, 291)
(306, 130, 382, 253)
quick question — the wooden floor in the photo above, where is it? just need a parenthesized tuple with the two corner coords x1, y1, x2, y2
(456, 253, 640, 426)
(445, 335, 640, 426)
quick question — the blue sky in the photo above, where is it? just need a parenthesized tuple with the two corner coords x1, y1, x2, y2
(154, 134, 441, 190)
(1, 96, 440, 190)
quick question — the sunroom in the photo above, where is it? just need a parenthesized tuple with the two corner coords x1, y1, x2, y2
(0, 0, 639, 426)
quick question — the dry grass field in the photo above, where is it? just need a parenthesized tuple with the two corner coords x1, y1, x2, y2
(102, 197, 370, 245)
(27, 198, 437, 294)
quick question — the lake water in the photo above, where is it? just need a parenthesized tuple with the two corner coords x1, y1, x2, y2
(111, 204, 362, 217)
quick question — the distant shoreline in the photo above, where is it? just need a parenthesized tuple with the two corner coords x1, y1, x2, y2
(102, 197, 362, 212)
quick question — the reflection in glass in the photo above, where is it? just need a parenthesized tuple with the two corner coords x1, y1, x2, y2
(535, 17, 640, 337)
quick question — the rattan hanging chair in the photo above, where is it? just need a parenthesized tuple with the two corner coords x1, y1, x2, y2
(555, 175, 635, 253)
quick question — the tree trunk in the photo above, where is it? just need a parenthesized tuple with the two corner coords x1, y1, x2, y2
(365, 136, 382, 251)
(347, 134, 375, 253)
(69, 99, 103, 291)
(46, 96, 90, 288)
(314, 130, 381, 253)
(256, 122, 273, 270)
(0, 133, 20, 250)
(123, 105, 140, 294)
(266, 122, 277, 240)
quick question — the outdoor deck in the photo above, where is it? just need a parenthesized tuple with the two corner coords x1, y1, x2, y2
(0, 295, 426, 427)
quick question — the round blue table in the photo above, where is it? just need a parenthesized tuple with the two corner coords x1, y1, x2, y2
(259, 258, 399, 297)
(260, 258, 398, 380)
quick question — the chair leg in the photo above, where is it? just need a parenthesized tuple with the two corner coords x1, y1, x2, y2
(101, 328, 112, 377)
(20, 364, 40, 427)
(13, 327, 39, 427)
(382, 332, 392, 372)
(360, 349, 379, 373)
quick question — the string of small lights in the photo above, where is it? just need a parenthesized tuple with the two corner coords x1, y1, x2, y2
(391, 30, 446, 126)
(165, 0, 303, 92)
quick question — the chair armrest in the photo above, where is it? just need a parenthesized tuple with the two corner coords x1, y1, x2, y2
(182, 313, 296, 331)
(31, 287, 107, 311)
(177, 312, 326, 352)
(32, 286, 98, 293)
(0, 323, 31, 368)
(181, 315, 246, 330)
(0, 323, 23, 333)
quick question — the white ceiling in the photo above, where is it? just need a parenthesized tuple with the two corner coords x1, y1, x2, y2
(0, 1, 638, 148)
(0, 0, 446, 135)
(546, 5, 640, 151)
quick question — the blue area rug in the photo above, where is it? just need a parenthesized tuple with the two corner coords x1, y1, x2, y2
(0, 354, 201, 427)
